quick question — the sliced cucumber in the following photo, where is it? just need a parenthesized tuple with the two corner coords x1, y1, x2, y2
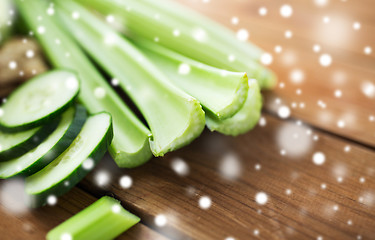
(47, 196, 140, 240)
(26, 112, 113, 207)
(0, 119, 59, 161)
(0, 70, 80, 132)
(0, 105, 87, 179)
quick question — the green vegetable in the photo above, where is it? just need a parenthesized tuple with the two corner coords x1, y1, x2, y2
(55, 1, 206, 156)
(14, 0, 152, 168)
(0, 70, 80, 132)
(0, 0, 13, 44)
(0, 120, 59, 161)
(26, 112, 113, 207)
(206, 80, 262, 136)
(47, 196, 140, 240)
(0, 105, 87, 178)
(75, 0, 277, 89)
(134, 39, 249, 120)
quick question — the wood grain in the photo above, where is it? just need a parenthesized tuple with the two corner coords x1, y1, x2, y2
(80, 114, 375, 240)
(0, 187, 168, 240)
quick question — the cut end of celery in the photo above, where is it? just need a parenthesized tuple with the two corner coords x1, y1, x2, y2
(109, 138, 153, 168)
(259, 68, 278, 90)
(206, 80, 262, 136)
(149, 98, 206, 157)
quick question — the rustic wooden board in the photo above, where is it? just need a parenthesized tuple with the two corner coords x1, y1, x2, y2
(0, 187, 169, 240)
(80, 114, 375, 240)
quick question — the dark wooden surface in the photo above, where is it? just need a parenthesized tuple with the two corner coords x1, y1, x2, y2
(1, 0, 375, 239)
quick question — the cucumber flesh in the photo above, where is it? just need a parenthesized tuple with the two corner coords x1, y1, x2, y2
(0, 105, 87, 178)
(26, 112, 113, 207)
(47, 196, 140, 240)
(0, 70, 80, 132)
(0, 121, 59, 161)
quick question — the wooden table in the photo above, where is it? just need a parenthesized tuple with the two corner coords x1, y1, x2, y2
(1, 0, 375, 239)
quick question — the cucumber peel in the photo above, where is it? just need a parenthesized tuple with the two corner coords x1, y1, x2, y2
(0, 105, 87, 178)
(14, 0, 152, 168)
(47, 196, 140, 240)
(0, 70, 80, 132)
(0, 120, 59, 161)
(26, 112, 113, 207)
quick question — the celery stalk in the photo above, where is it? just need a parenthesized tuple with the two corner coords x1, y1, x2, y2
(14, 0, 152, 168)
(206, 80, 262, 136)
(134, 39, 249, 120)
(55, 1, 206, 156)
(0, 0, 13, 44)
(75, 0, 277, 89)
(47, 196, 140, 240)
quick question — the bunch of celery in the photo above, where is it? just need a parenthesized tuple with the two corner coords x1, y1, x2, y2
(14, 0, 275, 168)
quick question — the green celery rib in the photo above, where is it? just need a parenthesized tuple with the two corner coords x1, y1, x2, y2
(55, 1, 206, 156)
(14, 0, 152, 168)
(75, 0, 277, 89)
(134, 39, 249, 120)
(206, 80, 262, 136)
(47, 196, 140, 240)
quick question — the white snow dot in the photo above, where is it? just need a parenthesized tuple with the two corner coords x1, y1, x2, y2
(155, 214, 167, 227)
(317, 236, 323, 240)
(353, 22, 361, 30)
(95, 171, 110, 187)
(313, 44, 321, 53)
(254, 229, 260, 236)
(60, 233, 72, 240)
(337, 120, 345, 128)
(280, 5, 293, 18)
(225, 237, 236, 240)
(111, 78, 119, 86)
(347, 219, 353, 225)
(337, 176, 343, 183)
(173, 29, 180, 37)
(319, 54, 332, 67)
(106, 15, 115, 23)
(171, 158, 190, 176)
(37, 26, 45, 34)
(321, 183, 327, 189)
(8, 61, 17, 70)
(322, 16, 330, 24)
(274, 45, 282, 53)
(278, 106, 291, 119)
(26, 50, 35, 58)
(364, 46, 372, 55)
(119, 175, 133, 189)
(285, 189, 292, 195)
(219, 153, 241, 180)
(55, 39, 61, 45)
(72, 11, 80, 20)
(255, 192, 268, 205)
(285, 30, 293, 38)
(94, 87, 106, 99)
(259, 7, 268, 16)
(290, 69, 305, 84)
(82, 158, 95, 170)
(199, 196, 212, 209)
(47, 7, 55, 15)
(47, 195, 57, 206)
(228, 54, 236, 62)
(254, 164, 261, 171)
(333, 205, 339, 211)
(236, 29, 249, 41)
(315, 0, 328, 6)
(344, 145, 351, 152)
(313, 152, 325, 165)
(178, 63, 191, 75)
(258, 117, 266, 127)
(260, 53, 273, 65)
(65, 77, 78, 90)
(112, 204, 121, 213)
(192, 28, 207, 42)
(231, 17, 239, 25)
(359, 177, 365, 183)
(361, 81, 375, 98)
(334, 89, 342, 98)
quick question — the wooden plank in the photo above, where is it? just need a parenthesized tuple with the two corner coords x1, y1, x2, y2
(175, 0, 375, 148)
(80, 114, 375, 240)
(0, 186, 168, 240)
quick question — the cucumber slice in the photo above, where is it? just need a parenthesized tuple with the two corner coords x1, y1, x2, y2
(26, 112, 113, 207)
(0, 70, 80, 132)
(47, 196, 140, 240)
(0, 120, 59, 161)
(0, 105, 87, 179)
